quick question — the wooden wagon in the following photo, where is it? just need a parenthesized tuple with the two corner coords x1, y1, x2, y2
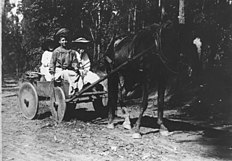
(18, 72, 108, 122)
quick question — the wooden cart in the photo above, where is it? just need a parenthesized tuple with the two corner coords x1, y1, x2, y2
(18, 72, 108, 122)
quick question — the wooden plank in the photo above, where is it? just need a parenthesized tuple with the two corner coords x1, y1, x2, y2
(35, 81, 52, 97)
(66, 91, 106, 103)
(66, 97, 92, 103)
(35, 81, 70, 98)
(76, 91, 107, 97)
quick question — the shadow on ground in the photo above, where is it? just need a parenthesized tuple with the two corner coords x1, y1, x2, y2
(129, 116, 232, 160)
(36, 107, 105, 122)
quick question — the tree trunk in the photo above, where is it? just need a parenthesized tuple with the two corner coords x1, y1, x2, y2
(160, 0, 166, 22)
(128, 9, 131, 32)
(97, 0, 103, 60)
(178, 0, 185, 24)
(1, 0, 4, 84)
(132, 5, 137, 34)
(89, 28, 97, 61)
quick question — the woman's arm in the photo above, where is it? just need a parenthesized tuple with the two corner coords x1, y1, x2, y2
(49, 50, 57, 74)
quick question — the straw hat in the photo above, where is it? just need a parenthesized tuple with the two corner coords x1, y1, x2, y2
(72, 37, 90, 43)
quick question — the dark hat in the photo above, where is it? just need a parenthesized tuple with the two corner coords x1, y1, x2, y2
(55, 28, 70, 40)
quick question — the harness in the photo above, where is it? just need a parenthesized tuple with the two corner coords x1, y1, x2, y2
(152, 24, 179, 74)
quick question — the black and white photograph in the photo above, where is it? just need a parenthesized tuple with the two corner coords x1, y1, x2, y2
(1, 0, 232, 160)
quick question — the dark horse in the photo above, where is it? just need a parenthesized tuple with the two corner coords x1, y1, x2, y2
(105, 21, 200, 139)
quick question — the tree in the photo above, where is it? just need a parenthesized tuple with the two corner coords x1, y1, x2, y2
(3, 0, 231, 74)
(19, 0, 82, 71)
(178, 0, 185, 24)
(2, 0, 22, 75)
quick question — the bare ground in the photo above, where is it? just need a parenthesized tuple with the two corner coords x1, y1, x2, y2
(2, 75, 232, 161)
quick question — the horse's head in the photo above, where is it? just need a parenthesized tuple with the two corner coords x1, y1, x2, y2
(170, 24, 202, 83)
(155, 21, 201, 81)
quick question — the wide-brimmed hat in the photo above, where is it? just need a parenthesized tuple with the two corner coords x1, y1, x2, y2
(54, 28, 70, 40)
(72, 37, 90, 43)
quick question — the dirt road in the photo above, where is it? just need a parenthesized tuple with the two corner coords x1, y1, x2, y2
(2, 76, 232, 161)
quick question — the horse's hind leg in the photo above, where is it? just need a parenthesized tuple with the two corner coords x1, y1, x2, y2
(132, 81, 149, 139)
(107, 73, 119, 129)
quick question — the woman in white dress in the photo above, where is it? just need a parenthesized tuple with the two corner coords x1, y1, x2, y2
(40, 38, 54, 81)
(72, 37, 100, 90)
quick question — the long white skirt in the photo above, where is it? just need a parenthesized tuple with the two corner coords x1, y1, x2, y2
(40, 65, 52, 81)
(54, 68, 100, 95)
(78, 70, 100, 90)
(55, 68, 79, 95)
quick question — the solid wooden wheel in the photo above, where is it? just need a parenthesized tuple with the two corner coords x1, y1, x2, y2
(50, 87, 66, 122)
(18, 82, 39, 119)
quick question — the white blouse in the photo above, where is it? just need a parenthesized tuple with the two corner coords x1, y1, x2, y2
(41, 50, 53, 67)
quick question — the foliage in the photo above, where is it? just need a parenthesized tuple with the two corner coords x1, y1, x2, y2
(14, 0, 83, 71)
(190, 0, 232, 69)
(2, 0, 232, 75)
(2, 0, 22, 74)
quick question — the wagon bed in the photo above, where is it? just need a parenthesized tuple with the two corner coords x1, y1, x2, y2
(18, 72, 108, 122)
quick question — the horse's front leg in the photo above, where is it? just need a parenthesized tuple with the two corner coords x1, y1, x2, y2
(132, 81, 148, 139)
(157, 79, 170, 135)
(107, 73, 119, 129)
(118, 76, 132, 130)
(121, 106, 131, 130)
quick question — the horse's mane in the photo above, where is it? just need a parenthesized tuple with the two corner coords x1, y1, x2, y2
(114, 35, 133, 52)
(104, 20, 175, 60)
(132, 21, 174, 45)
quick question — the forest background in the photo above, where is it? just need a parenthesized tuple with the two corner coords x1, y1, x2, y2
(2, 0, 231, 74)
(2, 0, 232, 113)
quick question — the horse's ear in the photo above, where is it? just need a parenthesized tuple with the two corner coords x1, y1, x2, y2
(110, 33, 116, 45)
(104, 33, 116, 57)
(163, 20, 173, 29)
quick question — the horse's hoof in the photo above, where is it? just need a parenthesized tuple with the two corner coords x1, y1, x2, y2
(132, 133, 142, 139)
(159, 124, 171, 136)
(123, 122, 131, 130)
(160, 130, 173, 136)
(107, 123, 114, 129)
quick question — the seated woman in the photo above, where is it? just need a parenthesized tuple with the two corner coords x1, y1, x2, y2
(49, 28, 80, 95)
(73, 37, 100, 91)
(40, 38, 54, 81)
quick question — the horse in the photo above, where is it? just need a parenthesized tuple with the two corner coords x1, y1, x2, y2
(104, 21, 201, 139)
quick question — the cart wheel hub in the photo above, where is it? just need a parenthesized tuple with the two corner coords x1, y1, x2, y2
(50, 87, 66, 122)
(53, 102, 58, 110)
(24, 99, 29, 107)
